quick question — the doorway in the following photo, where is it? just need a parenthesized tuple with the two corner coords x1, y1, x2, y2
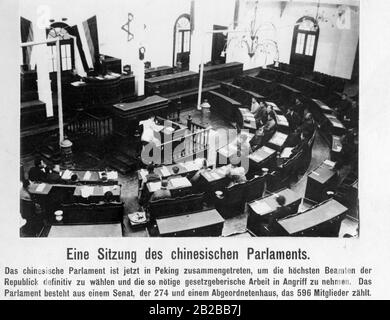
(290, 16, 319, 72)
(211, 25, 228, 65)
(172, 14, 191, 71)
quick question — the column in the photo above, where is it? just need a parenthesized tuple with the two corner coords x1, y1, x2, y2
(31, 25, 54, 118)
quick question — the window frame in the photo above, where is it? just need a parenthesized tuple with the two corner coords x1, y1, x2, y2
(172, 14, 192, 67)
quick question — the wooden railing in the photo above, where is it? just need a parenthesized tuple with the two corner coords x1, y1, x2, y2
(187, 117, 208, 132)
(157, 127, 211, 164)
(65, 111, 113, 139)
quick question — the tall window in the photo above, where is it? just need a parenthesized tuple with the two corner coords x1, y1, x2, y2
(290, 17, 319, 72)
(173, 14, 191, 70)
(46, 22, 75, 73)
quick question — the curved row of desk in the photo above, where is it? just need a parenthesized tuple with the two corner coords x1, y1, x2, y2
(201, 68, 350, 237)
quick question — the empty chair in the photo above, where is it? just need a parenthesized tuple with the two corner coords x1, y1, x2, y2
(214, 182, 246, 219)
(148, 193, 205, 220)
(245, 175, 266, 203)
(20, 199, 44, 237)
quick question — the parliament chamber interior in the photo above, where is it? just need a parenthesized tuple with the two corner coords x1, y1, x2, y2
(19, 0, 359, 238)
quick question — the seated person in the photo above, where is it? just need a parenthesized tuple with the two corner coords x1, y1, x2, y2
(250, 97, 261, 114)
(20, 179, 32, 201)
(169, 166, 181, 179)
(45, 165, 63, 183)
(284, 128, 302, 148)
(226, 162, 247, 187)
(291, 131, 310, 156)
(141, 163, 161, 190)
(150, 180, 172, 201)
(262, 111, 277, 141)
(191, 159, 208, 184)
(336, 93, 352, 119)
(200, 99, 211, 111)
(70, 173, 81, 185)
(266, 195, 292, 233)
(344, 99, 359, 128)
(335, 129, 358, 170)
(28, 158, 46, 182)
(300, 112, 315, 138)
(98, 191, 121, 205)
(253, 101, 268, 127)
(293, 97, 305, 119)
(227, 173, 247, 188)
(285, 106, 302, 131)
(103, 191, 114, 203)
(139, 116, 160, 148)
(250, 127, 264, 151)
(145, 163, 160, 182)
(100, 172, 108, 183)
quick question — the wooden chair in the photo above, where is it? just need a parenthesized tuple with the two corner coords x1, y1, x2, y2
(20, 199, 44, 237)
(279, 156, 298, 187)
(245, 175, 266, 203)
(214, 182, 246, 219)
(148, 198, 175, 220)
(58, 202, 124, 225)
(148, 193, 205, 220)
(265, 170, 282, 193)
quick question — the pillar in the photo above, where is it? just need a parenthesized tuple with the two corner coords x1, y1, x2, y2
(31, 24, 54, 118)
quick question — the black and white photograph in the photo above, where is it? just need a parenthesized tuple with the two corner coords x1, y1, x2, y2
(17, 0, 359, 239)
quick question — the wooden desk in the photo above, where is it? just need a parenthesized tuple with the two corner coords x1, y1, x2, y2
(203, 62, 243, 82)
(29, 183, 121, 202)
(278, 83, 301, 95)
(220, 82, 265, 108)
(278, 199, 347, 237)
(305, 160, 338, 203)
(145, 66, 173, 79)
(29, 182, 52, 195)
(237, 75, 273, 97)
(59, 169, 118, 185)
(73, 185, 121, 201)
(112, 95, 169, 138)
(137, 159, 205, 187)
(239, 108, 257, 131)
(248, 145, 277, 171)
(216, 131, 253, 166)
(247, 188, 301, 236)
(275, 114, 289, 133)
(145, 70, 198, 95)
(258, 68, 293, 84)
(147, 176, 192, 197)
(81, 73, 135, 105)
(207, 90, 242, 122)
(217, 143, 238, 166)
(294, 77, 327, 99)
(156, 209, 225, 237)
(199, 166, 230, 195)
(266, 131, 288, 152)
(325, 114, 346, 136)
(307, 98, 335, 125)
(48, 223, 123, 238)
